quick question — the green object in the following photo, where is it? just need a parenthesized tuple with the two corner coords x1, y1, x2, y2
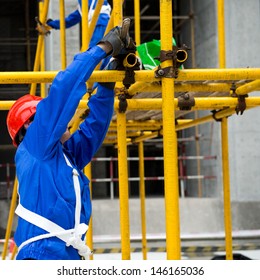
(137, 38, 181, 70)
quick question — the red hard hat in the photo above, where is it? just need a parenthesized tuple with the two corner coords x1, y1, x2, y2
(6, 94, 43, 147)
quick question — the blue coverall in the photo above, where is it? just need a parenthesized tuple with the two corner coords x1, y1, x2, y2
(47, 0, 111, 47)
(14, 46, 114, 260)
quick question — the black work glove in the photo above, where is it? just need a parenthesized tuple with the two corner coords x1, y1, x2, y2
(98, 18, 135, 57)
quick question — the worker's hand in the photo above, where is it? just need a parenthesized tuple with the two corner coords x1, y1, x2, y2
(45, 18, 55, 29)
(35, 17, 52, 36)
(98, 18, 135, 57)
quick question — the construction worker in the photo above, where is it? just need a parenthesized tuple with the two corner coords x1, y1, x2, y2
(46, 0, 111, 48)
(6, 22, 133, 260)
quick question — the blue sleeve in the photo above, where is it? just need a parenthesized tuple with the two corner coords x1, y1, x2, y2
(47, 9, 81, 29)
(63, 85, 114, 169)
(23, 46, 107, 159)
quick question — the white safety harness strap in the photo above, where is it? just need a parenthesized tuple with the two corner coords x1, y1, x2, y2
(15, 153, 92, 259)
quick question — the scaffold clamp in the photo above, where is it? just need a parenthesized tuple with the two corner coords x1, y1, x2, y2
(155, 65, 177, 78)
(235, 94, 248, 115)
(118, 91, 131, 113)
(211, 110, 223, 122)
(123, 68, 136, 89)
(155, 46, 189, 79)
(177, 93, 195, 110)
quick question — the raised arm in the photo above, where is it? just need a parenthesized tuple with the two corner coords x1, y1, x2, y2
(46, 9, 81, 29)
(23, 26, 127, 159)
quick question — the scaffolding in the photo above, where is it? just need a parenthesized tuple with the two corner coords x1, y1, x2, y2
(1, 0, 260, 261)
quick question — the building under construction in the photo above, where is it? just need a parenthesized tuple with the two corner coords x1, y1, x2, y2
(1, 0, 260, 260)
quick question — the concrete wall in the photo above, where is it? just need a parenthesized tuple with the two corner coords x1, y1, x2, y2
(180, 0, 260, 202)
(225, 0, 260, 201)
(179, 0, 221, 198)
(91, 198, 260, 238)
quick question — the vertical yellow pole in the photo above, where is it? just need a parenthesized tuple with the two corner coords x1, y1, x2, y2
(88, 0, 104, 44)
(160, 0, 181, 259)
(30, 0, 50, 95)
(218, 0, 233, 260)
(189, 0, 202, 197)
(1, 178, 18, 260)
(113, 0, 123, 26)
(84, 163, 94, 260)
(10, 245, 18, 260)
(113, 0, 130, 260)
(39, 1, 46, 98)
(39, 0, 50, 25)
(40, 44, 46, 97)
(88, 0, 103, 76)
(59, 0, 67, 69)
(138, 141, 147, 260)
(134, 0, 141, 46)
(117, 111, 130, 260)
(105, 10, 114, 32)
(221, 117, 233, 260)
(81, 0, 89, 51)
(217, 0, 226, 68)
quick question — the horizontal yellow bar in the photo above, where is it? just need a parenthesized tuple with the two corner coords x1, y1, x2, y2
(0, 71, 57, 84)
(236, 80, 260, 95)
(175, 107, 238, 131)
(114, 97, 260, 110)
(1, 68, 260, 84)
(127, 82, 243, 95)
(177, 69, 260, 81)
(109, 120, 162, 127)
(2, 97, 260, 111)
(132, 131, 159, 143)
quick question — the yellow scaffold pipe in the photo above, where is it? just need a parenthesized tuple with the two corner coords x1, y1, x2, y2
(105, 9, 114, 34)
(3, 96, 260, 111)
(175, 107, 238, 132)
(84, 163, 94, 260)
(177, 68, 260, 81)
(59, 0, 67, 70)
(132, 131, 159, 143)
(221, 117, 233, 260)
(2, 68, 260, 84)
(127, 82, 260, 95)
(236, 80, 260, 95)
(39, 1, 46, 98)
(138, 141, 147, 260)
(217, 0, 226, 68)
(128, 82, 233, 96)
(113, 0, 123, 26)
(115, 97, 260, 111)
(134, 0, 141, 46)
(30, 0, 50, 95)
(175, 114, 216, 132)
(218, 0, 233, 260)
(1, 178, 18, 260)
(114, 4, 131, 261)
(116, 110, 131, 260)
(160, 0, 181, 260)
(88, 0, 104, 45)
(109, 120, 162, 127)
(81, 0, 89, 50)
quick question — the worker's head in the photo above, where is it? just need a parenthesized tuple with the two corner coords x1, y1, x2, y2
(6, 94, 42, 147)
